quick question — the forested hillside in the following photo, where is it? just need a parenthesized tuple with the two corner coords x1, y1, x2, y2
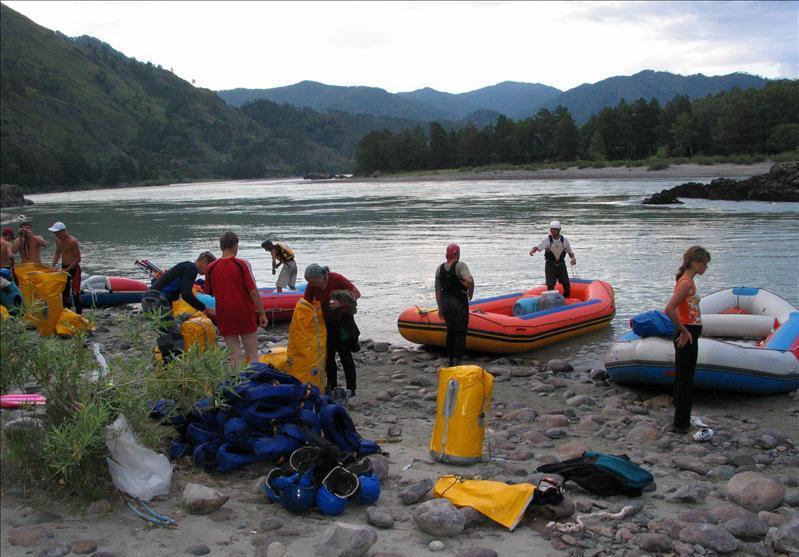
(0, 5, 416, 191)
(354, 81, 799, 174)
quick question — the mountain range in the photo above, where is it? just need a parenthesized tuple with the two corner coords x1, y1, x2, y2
(218, 71, 768, 124)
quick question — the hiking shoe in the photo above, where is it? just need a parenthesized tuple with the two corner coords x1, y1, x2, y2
(690, 416, 710, 428)
(692, 427, 714, 442)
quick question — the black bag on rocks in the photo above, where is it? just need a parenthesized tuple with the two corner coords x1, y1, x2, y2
(536, 451, 654, 496)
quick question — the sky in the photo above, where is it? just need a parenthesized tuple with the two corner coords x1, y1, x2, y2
(4, 1, 798, 93)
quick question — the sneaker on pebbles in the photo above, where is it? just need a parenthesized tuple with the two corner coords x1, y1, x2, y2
(692, 427, 714, 442)
(690, 416, 710, 428)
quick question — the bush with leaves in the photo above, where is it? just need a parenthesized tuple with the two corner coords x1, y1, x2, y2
(0, 310, 237, 500)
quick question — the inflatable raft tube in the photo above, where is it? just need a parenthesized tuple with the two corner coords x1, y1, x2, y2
(397, 279, 615, 354)
(605, 287, 799, 394)
(79, 275, 149, 307)
(197, 283, 307, 322)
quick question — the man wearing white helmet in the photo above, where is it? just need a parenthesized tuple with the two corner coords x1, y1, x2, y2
(529, 220, 576, 298)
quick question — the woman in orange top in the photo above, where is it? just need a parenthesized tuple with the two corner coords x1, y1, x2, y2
(664, 246, 711, 432)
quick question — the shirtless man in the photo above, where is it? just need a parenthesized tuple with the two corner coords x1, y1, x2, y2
(12, 221, 47, 265)
(1, 228, 14, 272)
(50, 222, 83, 314)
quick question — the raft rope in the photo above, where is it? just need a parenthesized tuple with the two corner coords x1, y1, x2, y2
(547, 505, 636, 533)
(124, 496, 177, 528)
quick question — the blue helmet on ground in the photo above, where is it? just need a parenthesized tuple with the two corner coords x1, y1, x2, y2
(316, 467, 359, 516)
(279, 471, 317, 514)
(264, 467, 296, 503)
(316, 485, 347, 516)
(352, 472, 380, 505)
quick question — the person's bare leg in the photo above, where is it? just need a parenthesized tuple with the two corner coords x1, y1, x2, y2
(223, 335, 243, 369)
(242, 331, 259, 364)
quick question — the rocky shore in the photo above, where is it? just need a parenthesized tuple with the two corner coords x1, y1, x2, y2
(642, 162, 799, 204)
(0, 183, 34, 209)
(2, 306, 799, 557)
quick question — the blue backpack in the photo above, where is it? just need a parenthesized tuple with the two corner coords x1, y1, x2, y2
(630, 311, 676, 338)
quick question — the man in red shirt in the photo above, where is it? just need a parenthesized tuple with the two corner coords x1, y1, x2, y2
(304, 264, 361, 396)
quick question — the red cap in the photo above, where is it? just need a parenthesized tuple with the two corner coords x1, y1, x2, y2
(446, 243, 460, 261)
(2, 227, 13, 236)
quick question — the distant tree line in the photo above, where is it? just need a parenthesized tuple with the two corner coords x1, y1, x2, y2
(354, 80, 799, 174)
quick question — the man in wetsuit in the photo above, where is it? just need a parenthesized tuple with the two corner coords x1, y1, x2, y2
(529, 220, 576, 298)
(142, 252, 216, 362)
(49, 222, 83, 314)
(12, 221, 47, 265)
(435, 244, 474, 367)
(262, 240, 297, 292)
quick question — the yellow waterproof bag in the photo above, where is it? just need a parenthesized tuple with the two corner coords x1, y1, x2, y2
(285, 298, 327, 390)
(433, 475, 536, 531)
(172, 297, 203, 319)
(13, 262, 52, 325)
(258, 346, 288, 370)
(55, 308, 95, 337)
(181, 316, 217, 352)
(429, 365, 494, 464)
(0, 305, 9, 321)
(30, 270, 67, 336)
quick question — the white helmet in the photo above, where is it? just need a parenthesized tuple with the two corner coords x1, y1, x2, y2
(549, 220, 562, 229)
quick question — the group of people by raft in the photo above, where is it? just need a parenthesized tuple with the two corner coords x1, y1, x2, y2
(1, 218, 712, 438)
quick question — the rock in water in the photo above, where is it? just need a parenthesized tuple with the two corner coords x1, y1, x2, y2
(725, 472, 785, 512)
(413, 499, 466, 537)
(182, 483, 229, 514)
(312, 522, 378, 557)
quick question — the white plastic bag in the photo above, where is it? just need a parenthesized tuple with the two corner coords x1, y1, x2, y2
(106, 415, 172, 501)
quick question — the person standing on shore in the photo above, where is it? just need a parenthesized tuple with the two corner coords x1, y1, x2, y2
(529, 221, 576, 298)
(204, 231, 268, 368)
(1, 228, 15, 272)
(49, 222, 83, 315)
(664, 246, 710, 434)
(435, 244, 474, 367)
(12, 221, 47, 265)
(303, 264, 361, 396)
(261, 240, 297, 292)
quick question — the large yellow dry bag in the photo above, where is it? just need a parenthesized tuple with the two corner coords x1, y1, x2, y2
(258, 346, 288, 371)
(285, 298, 327, 390)
(433, 475, 536, 531)
(180, 316, 217, 352)
(429, 365, 494, 464)
(172, 297, 203, 319)
(13, 262, 53, 325)
(30, 270, 68, 337)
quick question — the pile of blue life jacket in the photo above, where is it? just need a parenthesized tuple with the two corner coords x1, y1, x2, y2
(150, 362, 380, 473)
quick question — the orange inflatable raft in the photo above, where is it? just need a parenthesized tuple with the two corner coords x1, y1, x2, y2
(397, 278, 615, 354)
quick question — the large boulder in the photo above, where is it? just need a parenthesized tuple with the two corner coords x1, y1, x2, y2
(413, 498, 465, 537)
(725, 472, 785, 512)
(0, 184, 34, 208)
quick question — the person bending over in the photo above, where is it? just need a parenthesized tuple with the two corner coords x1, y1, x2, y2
(262, 240, 297, 292)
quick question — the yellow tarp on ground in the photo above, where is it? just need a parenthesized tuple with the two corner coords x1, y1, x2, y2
(434, 475, 536, 531)
(285, 298, 326, 390)
(55, 308, 95, 337)
(30, 270, 68, 337)
(258, 346, 288, 371)
(430, 365, 494, 464)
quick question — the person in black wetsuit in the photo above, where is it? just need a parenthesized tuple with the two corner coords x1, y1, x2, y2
(142, 252, 216, 362)
(434, 244, 474, 367)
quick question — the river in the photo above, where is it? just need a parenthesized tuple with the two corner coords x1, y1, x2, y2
(21, 176, 799, 369)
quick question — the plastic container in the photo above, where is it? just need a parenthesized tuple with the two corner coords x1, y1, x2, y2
(538, 290, 566, 311)
(512, 296, 539, 316)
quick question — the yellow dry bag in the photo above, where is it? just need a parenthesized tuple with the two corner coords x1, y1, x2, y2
(258, 346, 288, 371)
(30, 270, 68, 337)
(172, 297, 203, 319)
(429, 365, 494, 464)
(181, 316, 217, 352)
(285, 298, 327, 390)
(13, 262, 53, 325)
(433, 475, 536, 531)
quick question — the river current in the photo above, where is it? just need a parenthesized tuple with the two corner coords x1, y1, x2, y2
(23, 177, 799, 369)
